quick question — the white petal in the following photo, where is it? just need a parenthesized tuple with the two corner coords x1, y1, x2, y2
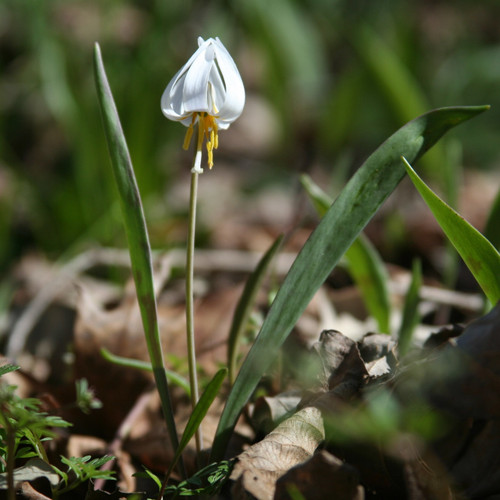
(208, 62, 226, 111)
(161, 38, 214, 121)
(212, 39, 245, 124)
(183, 43, 215, 114)
(161, 69, 188, 120)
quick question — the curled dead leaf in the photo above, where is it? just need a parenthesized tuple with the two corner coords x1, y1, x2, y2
(313, 330, 369, 396)
(230, 406, 325, 500)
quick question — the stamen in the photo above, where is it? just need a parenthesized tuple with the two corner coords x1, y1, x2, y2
(183, 114, 197, 150)
(186, 112, 220, 171)
(213, 121, 219, 150)
(207, 146, 214, 169)
(196, 113, 205, 151)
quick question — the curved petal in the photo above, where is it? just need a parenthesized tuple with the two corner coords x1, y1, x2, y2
(161, 38, 214, 120)
(212, 38, 245, 124)
(161, 68, 188, 120)
(183, 44, 216, 114)
(208, 63, 226, 111)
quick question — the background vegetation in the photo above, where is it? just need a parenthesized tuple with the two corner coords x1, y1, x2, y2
(1, 0, 499, 273)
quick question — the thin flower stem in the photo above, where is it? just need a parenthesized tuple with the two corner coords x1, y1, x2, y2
(186, 125, 203, 455)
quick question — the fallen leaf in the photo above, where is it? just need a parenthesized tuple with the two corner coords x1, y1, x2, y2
(0, 458, 60, 489)
(274, 449, 364, 500)
(230, 406, 325, 500)
(313, 330, 369, 395)
(251, 392, 302, 435)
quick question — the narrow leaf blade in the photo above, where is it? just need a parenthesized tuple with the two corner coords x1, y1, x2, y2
(300, 174, 391, 333)
(100, 348, 191, 395)
(397, 259, 422, 357)
(346, 236, 391, 333)
(168, 369, 227, 476)
(211, 106, 489, 461)
(227, 235, 283, 384)
(93, 43, 181, 464)
(403, 157, 500, 305)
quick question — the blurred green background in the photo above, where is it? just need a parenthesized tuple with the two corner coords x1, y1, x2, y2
(1, 0, 499, 274)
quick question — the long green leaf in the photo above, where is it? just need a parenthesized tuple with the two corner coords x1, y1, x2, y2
(301, 174, 391, 333)
(397, 259, 422, 357)
(227, 235, 283, 384)
(346, 236, 391, 333)
(211, 106, 489, 461)
(93, 43, 181, 471)
(100, 348, 191, 395)
(164, 369, 227, 482)
(403, 157, 500, 305)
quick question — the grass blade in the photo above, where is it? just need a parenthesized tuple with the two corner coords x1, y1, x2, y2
(227, 235, 283, 384)
(301, 173, 392, 334)
(211, 105, 489, 461)
(93, 43, 181, 471)
(100, 348, 191, 395)
(346, 236, 391, 333)
(397, 259, 422, 357)
(163, 369, 227, 484)
(403, 157, 500, 305)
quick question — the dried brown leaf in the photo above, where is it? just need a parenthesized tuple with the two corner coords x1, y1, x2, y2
(313, 330, 369, 395)
(274, 449, 364, 500)
(251, 392, 302, 435)
(230, 406, 325, 500)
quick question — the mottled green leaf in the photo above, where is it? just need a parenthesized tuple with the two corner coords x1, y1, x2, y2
(301, 174, 391, 333)
(211, 106, 489, 461)
(228, 236, 283, 384)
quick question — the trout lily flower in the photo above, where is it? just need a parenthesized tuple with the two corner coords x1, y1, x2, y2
(161, 37, 245, 173)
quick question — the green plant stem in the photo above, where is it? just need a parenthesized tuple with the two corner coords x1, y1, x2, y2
(186, 169, 202, 455)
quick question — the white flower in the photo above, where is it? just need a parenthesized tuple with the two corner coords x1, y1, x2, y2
(161, 37, 245, 173)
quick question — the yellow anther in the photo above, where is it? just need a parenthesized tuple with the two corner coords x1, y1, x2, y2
(207, 148, 214, 169)
(210, 129, 215, 148)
